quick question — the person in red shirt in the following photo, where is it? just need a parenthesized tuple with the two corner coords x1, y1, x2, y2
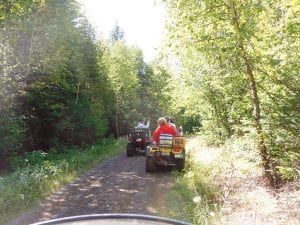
(153, 117, 178, 144)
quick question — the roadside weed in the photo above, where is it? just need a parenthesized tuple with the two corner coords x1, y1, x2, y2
(0, 138, 126, 225)
(167, 135, 259, 225)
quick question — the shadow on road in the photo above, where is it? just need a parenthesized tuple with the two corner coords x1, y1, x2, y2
(10, 153, 173, 225)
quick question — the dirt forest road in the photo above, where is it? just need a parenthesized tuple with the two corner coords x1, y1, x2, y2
(10, 153, 173, 225)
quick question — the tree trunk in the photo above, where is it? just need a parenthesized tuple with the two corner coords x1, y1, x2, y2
(229, 1, 275, 187)
(242, 51, 275, 187)
(115, 94, 119, 137)
(76, 80, 80, 104)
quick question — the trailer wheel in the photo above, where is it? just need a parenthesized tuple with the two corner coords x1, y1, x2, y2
(175, 159, 185, 172)
(146, 156, 156, 172)
(127, 143, 135, 157)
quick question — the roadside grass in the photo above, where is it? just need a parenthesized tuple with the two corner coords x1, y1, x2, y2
(167, 134, 259, 225)
(0, 138, 126, 225)
(167, 162, 221, 224)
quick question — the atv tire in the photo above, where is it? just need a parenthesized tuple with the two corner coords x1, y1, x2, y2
(146, 156, 156, 172)
(175, 159, 185, 172)
(127, 143, 135, 157)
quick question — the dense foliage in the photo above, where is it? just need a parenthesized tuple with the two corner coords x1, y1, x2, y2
(162, 0, 300, 185)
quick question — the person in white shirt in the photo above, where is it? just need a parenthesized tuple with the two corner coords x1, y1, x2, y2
(136, 118, 150, 128)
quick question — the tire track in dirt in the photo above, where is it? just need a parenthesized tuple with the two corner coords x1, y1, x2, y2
(9, 153, 173, 225)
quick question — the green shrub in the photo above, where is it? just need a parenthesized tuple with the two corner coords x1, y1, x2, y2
(0, 112, 25, 156)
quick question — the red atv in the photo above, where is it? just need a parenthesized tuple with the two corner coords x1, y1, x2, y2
(127, 128, 152, 157)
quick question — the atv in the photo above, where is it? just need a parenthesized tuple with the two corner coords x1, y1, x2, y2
(127, 128, 152, 157)
(146, 135, 186, 172)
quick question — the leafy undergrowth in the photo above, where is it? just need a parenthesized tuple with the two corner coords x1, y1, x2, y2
(0, 138, 126, 225)
(167, 135, 300, 225)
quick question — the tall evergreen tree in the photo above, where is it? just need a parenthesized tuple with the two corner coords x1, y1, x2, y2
(110, 22, 125, 42)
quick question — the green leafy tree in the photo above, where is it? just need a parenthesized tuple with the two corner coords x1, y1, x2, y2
(162, 0, 300, 185)
(1, 0, 110, 155)
(101, 40, 141, 136)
